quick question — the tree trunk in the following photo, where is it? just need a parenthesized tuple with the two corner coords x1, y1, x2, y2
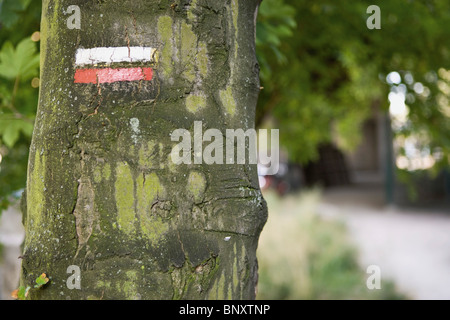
(21, 0, 267, 300)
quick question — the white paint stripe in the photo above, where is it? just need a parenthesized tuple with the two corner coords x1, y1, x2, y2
(75, 47, 156, 65)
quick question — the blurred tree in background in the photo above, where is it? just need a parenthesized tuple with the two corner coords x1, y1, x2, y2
(257, 0, 450, 170)
(1, 0, 450, 215)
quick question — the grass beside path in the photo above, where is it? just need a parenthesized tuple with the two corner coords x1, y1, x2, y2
(256, 189, 406, 300)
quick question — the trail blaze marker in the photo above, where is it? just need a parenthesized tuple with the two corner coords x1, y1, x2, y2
(74, 46, 156, 84)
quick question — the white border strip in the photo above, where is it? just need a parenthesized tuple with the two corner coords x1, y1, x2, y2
(75, 47, 156, 66)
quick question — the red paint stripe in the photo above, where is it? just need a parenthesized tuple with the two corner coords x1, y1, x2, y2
(74, 67, 153, 84)
(143, 67, 153, 81)
(74, 69, 97, 84)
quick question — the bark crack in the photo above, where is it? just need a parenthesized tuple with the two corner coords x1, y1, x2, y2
(73, 150, 100, 260)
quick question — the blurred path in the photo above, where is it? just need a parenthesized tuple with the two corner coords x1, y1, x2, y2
(0, 206, 24, 300)
(317, 184, 450, 300)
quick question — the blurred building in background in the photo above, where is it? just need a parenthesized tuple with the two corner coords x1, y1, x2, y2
(260, 107, 450, 209)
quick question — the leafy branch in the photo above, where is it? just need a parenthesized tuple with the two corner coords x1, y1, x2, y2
(0, 37, 39, 147)
(11, 273, 50, 300)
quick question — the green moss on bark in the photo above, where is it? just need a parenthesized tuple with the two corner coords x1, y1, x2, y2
(180, 21, 198, 83)
(187, 171, 207, 203)
(220, 86, 237, 116)
(115, 162, 136, 235)
(186, 93, 206, 113)
(136, 172, 168, 245)
(158, 15, 174, 79)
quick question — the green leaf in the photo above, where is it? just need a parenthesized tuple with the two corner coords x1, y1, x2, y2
(2, 122, 20, 147)
(12, 286, 30, 300)
(21, 120, 34, 137)
(18, 286, 30, 299)
(18, 0, 32, 8)
(15, 38, 40, 80)
(0, 83, 12, 103)
(0, 119, 32, 148)
(0, 42, 18, 79)
(0, 0, 22, 28)
(34, 273, 49, 288)
(11, 273, 47, 300)
(0, 0, 32, 28)
(0, 38, 40, 81)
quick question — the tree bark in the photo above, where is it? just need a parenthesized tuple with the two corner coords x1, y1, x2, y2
(21, 0, 267, 300)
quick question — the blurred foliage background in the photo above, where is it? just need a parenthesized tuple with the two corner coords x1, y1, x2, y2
(257, 0, 450, 166)
(0, 0, 449, 299)
(0, 0, 41, 212)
